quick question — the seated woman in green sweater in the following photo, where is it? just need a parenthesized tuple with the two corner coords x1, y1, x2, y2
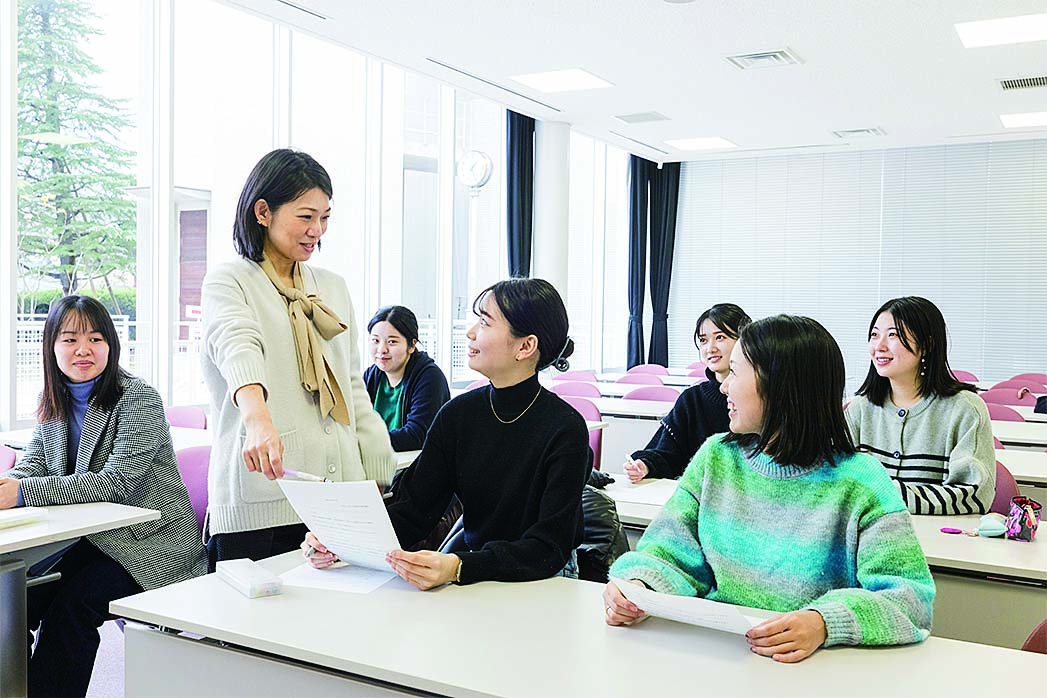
(604, 315, 935, 663)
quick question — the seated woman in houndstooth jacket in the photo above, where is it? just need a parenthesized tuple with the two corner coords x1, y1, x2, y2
(0, 295, 206, 698)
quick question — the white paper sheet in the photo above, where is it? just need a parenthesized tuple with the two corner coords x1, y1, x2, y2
(0, 507, 48, 530)
(278, 480, 401, 570)
(280, 561, 395, 594)
(611, 578, 764, 635)
(610, 479, 678, 506)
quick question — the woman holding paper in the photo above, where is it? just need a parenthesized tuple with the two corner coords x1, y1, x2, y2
(603, 315, 935, 663)
(304, 278, 591, 589)
(0, 295, 206, 697)
(202, 149, 396, 569)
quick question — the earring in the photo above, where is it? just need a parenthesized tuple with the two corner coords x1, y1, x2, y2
(920, 357, 926, 377)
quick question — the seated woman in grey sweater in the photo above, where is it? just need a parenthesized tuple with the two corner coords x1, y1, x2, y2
(845, 296, 995, 515)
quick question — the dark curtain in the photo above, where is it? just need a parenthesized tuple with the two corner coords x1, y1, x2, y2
(647, 162, 681, 366)
(627, 155, 650, 368)
(506, 110, 535, 277)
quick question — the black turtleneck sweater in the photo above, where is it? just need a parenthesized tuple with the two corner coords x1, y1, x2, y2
(630, 367, 730, 479)
(385, 373, 591, 584)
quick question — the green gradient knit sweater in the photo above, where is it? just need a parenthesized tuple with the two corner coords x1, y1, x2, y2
(610, 435, 935, 647)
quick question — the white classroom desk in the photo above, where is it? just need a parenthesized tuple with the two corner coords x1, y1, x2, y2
(111, 551, 1045, 698)
(996, 449, 1047, 488)
(1012, 405, 1047, 423)
(545, 378, 683, 398)
(0, 426, 211, 453)
(992, 420, 1047, 448)
(603, 478, 1047, 649)
(1, 502, 159, 697)
(597, 372, 696, 387)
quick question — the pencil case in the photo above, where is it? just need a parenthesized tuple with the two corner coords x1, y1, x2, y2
(1005, 496, 1041, 542)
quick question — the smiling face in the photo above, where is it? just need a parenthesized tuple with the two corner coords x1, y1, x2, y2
(53, 313, 110, 384)
(697, 318, 738, 381)
(465, 292, 531, 385)
(256, 187, 331, 269)
(370, 321, 415, 383)
(720, 341, 765, 436)
(868, 311, 922, 389)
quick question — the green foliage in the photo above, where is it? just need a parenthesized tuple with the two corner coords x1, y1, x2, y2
(18, 287, 137, 320)
(17, 0, 137, 296)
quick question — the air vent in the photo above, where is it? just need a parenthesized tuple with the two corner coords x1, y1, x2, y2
(831, 127, 887, 139)
(725, 48, 803, 70)
(999, 75, 1047, 91)
(614, 112, 670, 125)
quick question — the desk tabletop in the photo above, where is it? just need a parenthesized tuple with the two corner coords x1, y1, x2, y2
(0, 502, 159, 555)
(546, 379, 683, 398)
(111, 551, 1044, 698)
(588, 397, 673, 419)
(992, 420, 1047, 447)
(1, 426, 211, 452)
(996, 449, 1047, 486)
(597, 372, 696, 387)
(1011, 406, 1047, 423)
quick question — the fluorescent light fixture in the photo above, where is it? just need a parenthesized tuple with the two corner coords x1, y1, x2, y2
(664, 137, 737, 151)
(955, 13, 1047, 47)
(21, 132, 91, 145)
(507, 68, 613, 93)
(1000, 111, 1047, 128)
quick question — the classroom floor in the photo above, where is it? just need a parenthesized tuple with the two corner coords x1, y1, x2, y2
(87, 621, 124, 698)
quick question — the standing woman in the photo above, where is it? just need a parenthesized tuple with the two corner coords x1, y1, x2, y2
(624, 303, 751, 482)
(604, 315, 934, 663)
(305, 278, 592, 588)
(0, 296, 206, 697)
(363, 305, 450, 451)
(202, 149, 395, 569)
(846, 296, 995, 515)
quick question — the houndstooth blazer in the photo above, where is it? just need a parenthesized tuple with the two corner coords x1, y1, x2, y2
(8, 376, 207, 591)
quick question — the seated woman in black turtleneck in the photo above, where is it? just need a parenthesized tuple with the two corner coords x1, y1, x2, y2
(623, 303, 751, 482)
(303, 278, 591, 589)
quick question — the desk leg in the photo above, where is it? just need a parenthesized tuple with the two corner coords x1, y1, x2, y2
(0, 557, 28, 698)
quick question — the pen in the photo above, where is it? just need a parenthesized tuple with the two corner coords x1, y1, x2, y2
(304, 546, 316, 558)
(283, 469, 330, 483)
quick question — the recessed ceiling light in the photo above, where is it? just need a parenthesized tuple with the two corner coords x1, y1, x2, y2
(507, 68, 613, 93)
(1000, 111, 1047, 128)
(955, 13, 1047, 48)
(664, 137, 737, 151)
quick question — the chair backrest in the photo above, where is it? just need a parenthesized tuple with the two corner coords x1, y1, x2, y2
(986, 404, 1024, 422)
(165, 405, 207, 430)
(175, 446, 210, 533)
(979, 389, 1037, 407)
(1022, 617, 1047, 654)
(0, 444, 16, 474)
(994, 436, 1004, 450)
(616, 373, 663, 385)
(687, 368, 708, 378)
(992, 379, 1047, 392)
(627, 364, 668, 376)
(624, 386, 681, 402)
(687, 361, 707, 371)
(466, 379, 489, 391)
(950, 370, 979, 382)
(550, 381, 602, 398)
(1012, 373, 1047, 384)
(990, 461, 1020, 515)
(553, 370, 598, 382)
(560, 396, 603, 471)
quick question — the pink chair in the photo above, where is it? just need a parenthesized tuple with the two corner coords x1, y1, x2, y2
(994, 436, 1004, 450)
(950, 370, 979, 382)
(687, 368, 708, 378)
(980, 389, 1037, 407)
(551, 382, 602, 398)
(466, 379, 489, 391)
(560, 396, 603, 471)
(624, 386, 681, 402)
(1012, 372, 1047, 384)
(175, 446, 210, 533)
(986, 404, 1024, 422)
(627, 364, 668, 376)
(616, 373, 663, 385)
(552, 371, 598, 382)
(990, 461, 1020, 515)
(0, 445, 16, 474)
(1023, 618, 1047, 654)
(687, 361, 706, 371)
(992, 379, 1047, 392)
(165, 406, 207, 430)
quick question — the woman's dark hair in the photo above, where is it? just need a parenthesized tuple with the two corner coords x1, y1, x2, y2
(855, 296, 974, 406)
(472, 278, 573, 372)
(367, 306, 420, 348)
(38, 295, 129, 422)
(233, 149, 333, 262)
(693, 303, 752, 348)
(723, 315, 855, 468)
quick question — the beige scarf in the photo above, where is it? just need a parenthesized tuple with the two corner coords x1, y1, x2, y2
(260, 257, 351, 425)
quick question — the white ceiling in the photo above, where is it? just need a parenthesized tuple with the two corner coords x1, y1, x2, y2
(227, 0, 1047, 163)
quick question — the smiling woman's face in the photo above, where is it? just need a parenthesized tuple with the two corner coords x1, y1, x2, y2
(53, 313, 110, 383)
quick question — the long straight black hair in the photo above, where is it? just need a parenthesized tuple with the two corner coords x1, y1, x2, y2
(38, 295, 129, 422)
(855, 296, 975, 407)
(723, 315, 855, 468)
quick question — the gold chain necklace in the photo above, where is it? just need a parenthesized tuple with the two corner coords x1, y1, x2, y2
(489, 386, 543, 424)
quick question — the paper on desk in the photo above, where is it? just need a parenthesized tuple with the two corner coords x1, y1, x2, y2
(280, 561, 394, 594)
(611, 479, 678, 506)
(611, 578, 763, 635)
(0, 507, 47, 530)
(278, 480, 400, 570)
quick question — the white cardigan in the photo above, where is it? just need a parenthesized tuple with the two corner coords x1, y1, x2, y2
(202, 258, 395, 535)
